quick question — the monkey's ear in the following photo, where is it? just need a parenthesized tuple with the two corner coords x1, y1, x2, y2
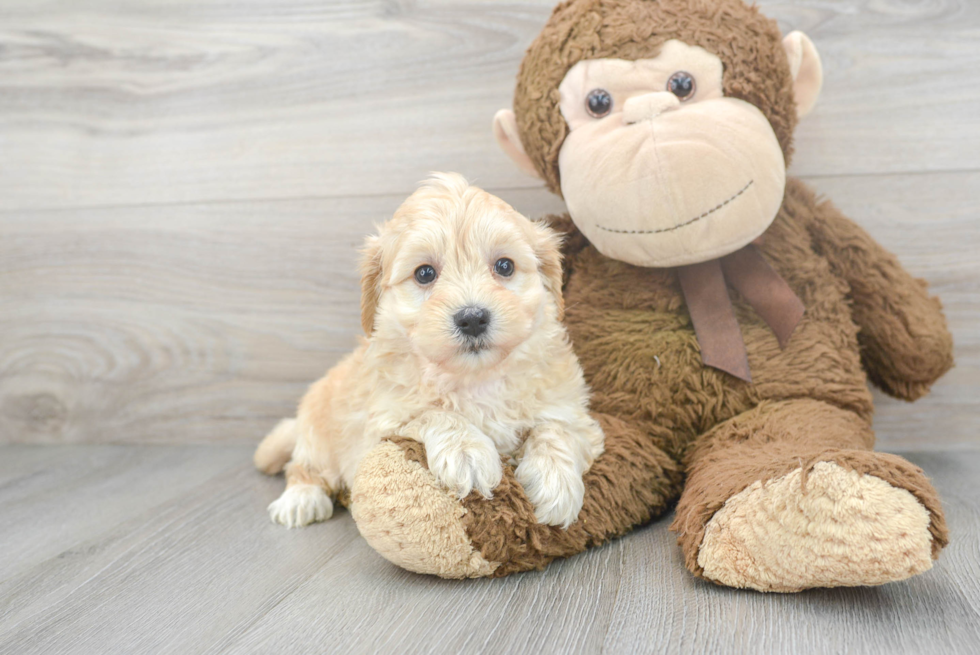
(493, 109, 542, 179)
(783, 31, 823, 119)
(359, 234, 385, 335)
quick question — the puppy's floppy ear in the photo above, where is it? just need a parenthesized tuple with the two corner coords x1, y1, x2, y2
(532, 222, 565, 320)
(359, 234, 385, 335)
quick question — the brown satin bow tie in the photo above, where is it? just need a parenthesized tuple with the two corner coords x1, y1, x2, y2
(675, 244, 805, 382)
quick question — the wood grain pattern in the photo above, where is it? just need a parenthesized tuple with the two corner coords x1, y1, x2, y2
(0, 445, 977, 654)
(1, 175, 975, 448)
(0, 0, 978, 450)
(0, 0, 978, 211)
(0, 189, 565, 445)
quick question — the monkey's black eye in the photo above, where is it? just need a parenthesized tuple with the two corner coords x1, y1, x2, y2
(414, 264, 437, 285)
(493, 258, 515, 277)
(667, 72, 696, 101)
(586, 89, 613, 118)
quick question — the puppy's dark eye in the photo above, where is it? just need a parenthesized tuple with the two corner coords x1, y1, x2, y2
(414, 264, 437, 285)
(667, 72, 696, 101)
(493, 258, 515, 277)
(586, 89, 613, 118)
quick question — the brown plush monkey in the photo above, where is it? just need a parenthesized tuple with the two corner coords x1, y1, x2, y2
(349, 0, 954, 591)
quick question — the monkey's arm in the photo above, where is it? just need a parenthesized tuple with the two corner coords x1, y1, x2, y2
(806, 198, 953, 400)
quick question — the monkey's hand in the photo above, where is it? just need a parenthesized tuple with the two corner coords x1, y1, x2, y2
(807, 195, 953, 400)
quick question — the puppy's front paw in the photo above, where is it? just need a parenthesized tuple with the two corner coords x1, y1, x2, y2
(516, 457, 585, 529)
(426, 435, 503, 499)
(268, 484, 333, 528)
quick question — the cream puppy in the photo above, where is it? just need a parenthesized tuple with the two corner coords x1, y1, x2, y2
(254, 173, 604, 529)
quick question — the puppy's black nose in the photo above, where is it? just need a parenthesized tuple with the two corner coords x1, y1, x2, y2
(454, 307, 490, 338)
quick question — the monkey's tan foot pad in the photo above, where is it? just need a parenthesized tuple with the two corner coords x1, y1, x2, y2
(350, 439, 499, 579)
(697, 461, 935, 592)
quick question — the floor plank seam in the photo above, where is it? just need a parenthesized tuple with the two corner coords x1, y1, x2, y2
(598, 542, 628, 654)
(5, 167, 980, 216)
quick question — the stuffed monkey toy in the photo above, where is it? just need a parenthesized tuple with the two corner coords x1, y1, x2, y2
(348, 0, 954, 591)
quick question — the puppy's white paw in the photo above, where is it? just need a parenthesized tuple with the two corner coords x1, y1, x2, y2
(427, 435, 503, 499)
(268, 484, 333, 528)
(516, 457, 585, 529)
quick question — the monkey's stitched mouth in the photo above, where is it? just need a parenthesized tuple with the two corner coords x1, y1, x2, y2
(595, 180, 754, 235)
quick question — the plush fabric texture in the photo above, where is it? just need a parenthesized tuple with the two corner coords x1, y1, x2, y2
(670, 397, 948, 578)
(553, 40, 790, 268)
(350, 438, 499, 578)
(697, 461, 934, 592)
(454, 180, 950, 579)
(514, 0, 798, 194)
(462, 412, 682, 576)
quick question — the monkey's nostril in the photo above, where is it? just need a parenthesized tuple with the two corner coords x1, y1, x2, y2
(454, 307, 491, 338)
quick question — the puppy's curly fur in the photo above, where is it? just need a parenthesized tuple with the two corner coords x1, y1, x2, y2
(255, 174, 604, 529)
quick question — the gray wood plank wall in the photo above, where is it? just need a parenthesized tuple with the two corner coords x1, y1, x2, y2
(1, 0, 978, 448)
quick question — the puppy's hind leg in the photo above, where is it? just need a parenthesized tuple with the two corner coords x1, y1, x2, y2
(254, 418, 299, 475)
(268, 461, 335, 528)
(265, 358, 353, 527)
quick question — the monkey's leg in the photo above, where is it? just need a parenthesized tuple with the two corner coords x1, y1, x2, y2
(351, 413, 683, 578)
(670, 399, 948, 592)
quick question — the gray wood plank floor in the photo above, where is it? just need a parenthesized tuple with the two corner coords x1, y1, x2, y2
(0, 445, 978, 655)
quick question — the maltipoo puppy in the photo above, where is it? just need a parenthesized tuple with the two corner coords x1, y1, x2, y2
(254, 173, 604, 529)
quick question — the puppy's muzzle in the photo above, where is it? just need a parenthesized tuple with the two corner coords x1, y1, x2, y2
(454, 306, 491, 338)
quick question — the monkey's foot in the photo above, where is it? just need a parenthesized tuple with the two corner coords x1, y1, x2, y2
(696, 461, 936, 592)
